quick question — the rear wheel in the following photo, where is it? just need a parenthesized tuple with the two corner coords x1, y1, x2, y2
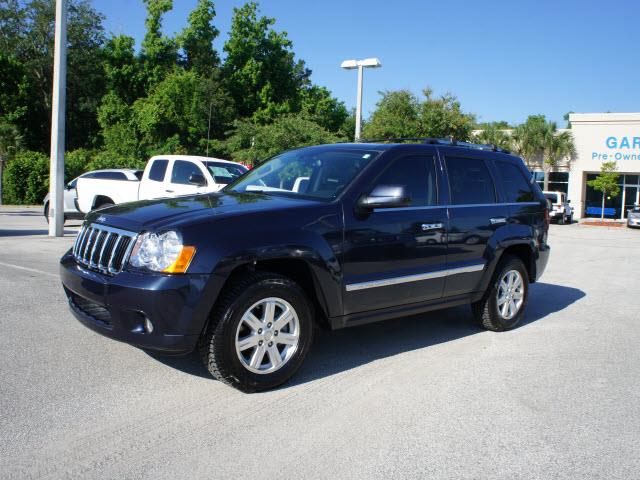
(199, 272, 315, 392)
(472, 255, 529, 331)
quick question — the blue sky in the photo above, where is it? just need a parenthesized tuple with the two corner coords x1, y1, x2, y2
(92, 0, 640, 126)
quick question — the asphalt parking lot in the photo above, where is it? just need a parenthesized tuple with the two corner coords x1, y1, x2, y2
(1, 205, 639, 479)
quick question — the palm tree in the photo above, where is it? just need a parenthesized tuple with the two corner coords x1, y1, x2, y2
(510, 121, 544, 169)
(542, 123, 575, 191)
(0, 121, 22, 205)
(473, 123, 511, 150)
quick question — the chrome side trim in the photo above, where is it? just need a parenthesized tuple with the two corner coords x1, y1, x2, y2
(373, 202, 540, 213)
(345, 263, 485, 292)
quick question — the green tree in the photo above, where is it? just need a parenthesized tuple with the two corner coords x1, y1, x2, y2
(542, 123, 575, 191)
(299, 85, 349, 134)
(0, 0, 106, 151)
(509, 115, 546, 169)
(472, 123, 511, 150)
(0, 121, 23, 204)
(141, 0, 178, 88)
(102, 35, 144, 104)
(222, 2, 310, 122)
(178, 0, 219, 74)
(219, 113, 343, 165)
(363, 88, 476, 141)
(587, 161, 620, 221)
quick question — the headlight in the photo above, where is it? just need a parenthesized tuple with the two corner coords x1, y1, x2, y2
(129, 230, 196, 273)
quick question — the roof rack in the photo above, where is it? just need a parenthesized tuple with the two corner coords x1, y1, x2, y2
(361, 137, 510, 154)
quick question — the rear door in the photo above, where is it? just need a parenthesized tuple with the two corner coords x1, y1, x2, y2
(442, 152, 509, 297)
(342, 150, 448, 314)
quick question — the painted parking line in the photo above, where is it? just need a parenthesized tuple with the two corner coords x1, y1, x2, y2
(0, 261, 59, 279)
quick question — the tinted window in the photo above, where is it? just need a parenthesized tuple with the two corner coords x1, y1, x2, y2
(445, 157, 496, 205)
(171, 160, 205, 185)
(92, 171, 127, 180)
(496, 161, 535, 202)
(148, 160, 168, 182)
(371, 155, 437, 206)
(203, 161, 247, 185)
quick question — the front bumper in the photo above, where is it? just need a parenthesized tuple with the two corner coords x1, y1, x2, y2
(628, 217, 640, 228)
(60, 251, 219, 354)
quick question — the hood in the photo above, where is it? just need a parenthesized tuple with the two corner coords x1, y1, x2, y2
(84, 192, 322, 232)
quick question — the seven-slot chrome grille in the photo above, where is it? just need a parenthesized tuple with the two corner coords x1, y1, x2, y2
(72, 223, 137, 275)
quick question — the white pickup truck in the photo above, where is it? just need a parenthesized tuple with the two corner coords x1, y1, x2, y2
(76, 155, 248, 213)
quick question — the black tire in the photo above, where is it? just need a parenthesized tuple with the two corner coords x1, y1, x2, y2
(199, 271, 315, 392)
(471, 255, 529, 331)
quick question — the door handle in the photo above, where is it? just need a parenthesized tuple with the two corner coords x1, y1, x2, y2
(165, 189, 175, 193)
(421, 222, 444, 231)
(490, 217, 507, 225)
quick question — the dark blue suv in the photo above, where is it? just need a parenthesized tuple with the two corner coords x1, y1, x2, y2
(60, 140, 550, 392)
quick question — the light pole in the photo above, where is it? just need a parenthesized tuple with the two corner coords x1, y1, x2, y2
(49, 0, 67, 237)
(341, 58, 381, 142)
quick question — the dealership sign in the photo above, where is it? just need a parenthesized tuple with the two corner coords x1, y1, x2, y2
(592, 136, 640, 161)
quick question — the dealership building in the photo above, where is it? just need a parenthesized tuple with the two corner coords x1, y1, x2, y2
(531, 113, 640, 220)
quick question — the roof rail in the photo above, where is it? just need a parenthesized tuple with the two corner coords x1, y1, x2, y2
(361, 137, 510, 154)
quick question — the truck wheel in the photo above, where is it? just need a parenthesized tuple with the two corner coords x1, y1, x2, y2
(199, 272, 315, 392)
(472, 255, 529, 331)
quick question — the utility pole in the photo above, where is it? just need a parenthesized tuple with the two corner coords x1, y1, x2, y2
(49, 0, 67, 237)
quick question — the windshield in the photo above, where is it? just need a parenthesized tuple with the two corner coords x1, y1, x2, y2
(226, 148, 380, 200)
(544, 193, 559, 203)
(204, 161, 247, 185)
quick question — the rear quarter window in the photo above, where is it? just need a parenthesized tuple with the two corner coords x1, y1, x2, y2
(495, 161, 535, 202)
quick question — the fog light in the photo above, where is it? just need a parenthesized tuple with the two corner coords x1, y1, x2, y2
(144, 317, 154, 334)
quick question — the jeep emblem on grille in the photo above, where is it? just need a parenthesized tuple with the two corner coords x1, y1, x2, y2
(96, 216, 107, 223)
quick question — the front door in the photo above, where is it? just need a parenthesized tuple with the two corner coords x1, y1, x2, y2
(167, 159, 210, 196)
(342, 153, 448, 315)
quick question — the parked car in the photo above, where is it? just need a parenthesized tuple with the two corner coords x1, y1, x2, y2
(627, 204, 640, 228)
(60, 140, 550, 392)
(76, 156, 248, 213)
(43, 169, 142, 223)
(543, 190, 573, 224)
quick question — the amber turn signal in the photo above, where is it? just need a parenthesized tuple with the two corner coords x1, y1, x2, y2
(162, 246, 196, 274)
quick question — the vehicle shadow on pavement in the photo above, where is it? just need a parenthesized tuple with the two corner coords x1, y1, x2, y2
(148, 282, 585, 384)
(291, 282, 586, 387)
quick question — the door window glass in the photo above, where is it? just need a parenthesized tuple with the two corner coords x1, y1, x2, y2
(171, 160, 205, 185)
(148, 160, 168, 182)
(495, 161, 535, 202)
(445, 157, 496, 205)
(371, 155, 437, 206)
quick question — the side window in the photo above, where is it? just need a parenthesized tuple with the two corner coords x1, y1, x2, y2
(371, 155, 437, 206)
(495, 161, 535, 203)
(148, 159, 168, 182)
(445, 156, 496, 205)
(93, 172, 127, 180)
(171, 160, 205, 185)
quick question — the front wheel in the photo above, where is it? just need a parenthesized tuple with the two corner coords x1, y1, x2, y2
(199, 272, 315, 392)
(472, 255, 529, 331)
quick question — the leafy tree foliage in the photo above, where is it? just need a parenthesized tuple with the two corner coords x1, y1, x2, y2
(178, 0, 219, 73)
(363, 88, 476, 141)
(222, 2, 310, 122)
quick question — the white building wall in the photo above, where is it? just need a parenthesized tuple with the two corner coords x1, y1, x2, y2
(568, 113, 640, 219)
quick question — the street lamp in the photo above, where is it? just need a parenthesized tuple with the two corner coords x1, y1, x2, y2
(341, 58, 381, 142)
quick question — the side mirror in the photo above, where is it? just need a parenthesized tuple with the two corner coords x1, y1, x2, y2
(358, 185, 411, 209)
(188, 173, 207, 187)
